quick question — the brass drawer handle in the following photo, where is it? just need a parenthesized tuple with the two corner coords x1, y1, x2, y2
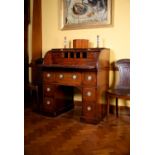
(72, 74, 77, 80)
(59, 74, 64, 79)
(46, 87, 51, 92)
(87, 106, 91, 111)
(46, 100, 50, 105)
(46, 73, 51, 78)
(87, 91, 92, 97)
(87, 75, 92, 81)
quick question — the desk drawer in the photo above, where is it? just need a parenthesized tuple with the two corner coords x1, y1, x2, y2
(43, 85, 54, 97)
(82, 72, 96, 86)
(43, 97, 55, 112)
(82, 102, 95, 118)
(55, 72, 81, 86)
(43, 72, 55, 83)
(82, 87, 96, 101)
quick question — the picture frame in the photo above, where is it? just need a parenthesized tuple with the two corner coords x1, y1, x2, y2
(60, 0, 112, 30)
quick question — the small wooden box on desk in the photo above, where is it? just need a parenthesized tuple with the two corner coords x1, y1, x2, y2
(73, 39, 89, 48)
(41, 48, 110, 124)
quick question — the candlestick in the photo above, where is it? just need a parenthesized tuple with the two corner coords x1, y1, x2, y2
(64, 36, 67, 48)
(97, 35, 99, 48)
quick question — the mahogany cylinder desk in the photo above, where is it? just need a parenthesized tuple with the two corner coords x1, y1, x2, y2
(41, 48, 110, 124)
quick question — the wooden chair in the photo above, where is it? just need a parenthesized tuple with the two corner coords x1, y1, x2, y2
(25, 83, 39, 109)
(106, 59, 130, 117)
(24, 58, 43, 111)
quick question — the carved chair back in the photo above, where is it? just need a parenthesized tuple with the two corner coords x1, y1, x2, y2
(115, 59, 130, 90)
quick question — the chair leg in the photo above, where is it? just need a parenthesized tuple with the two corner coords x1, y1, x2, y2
(29, 85, 39, 111)
(106, 94, 110, 117)
(116, 98, 118, 117)
(33, 85, 39, 111)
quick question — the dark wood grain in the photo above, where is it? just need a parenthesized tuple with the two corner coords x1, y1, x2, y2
(106, 59, 130, 117)
(41, 48, 110, 124)
(32, 0, 42, 84)
(25, 106, 130, 155)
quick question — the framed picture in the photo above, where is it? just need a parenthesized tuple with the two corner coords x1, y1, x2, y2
(60, 0, 112, 30)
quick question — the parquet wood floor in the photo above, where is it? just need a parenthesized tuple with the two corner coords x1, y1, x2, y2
(25, 106, 130, 155)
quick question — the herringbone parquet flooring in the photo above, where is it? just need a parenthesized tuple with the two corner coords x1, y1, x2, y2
(25, 106, 130, 155)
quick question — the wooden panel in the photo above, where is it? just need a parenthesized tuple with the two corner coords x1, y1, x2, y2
(82, 102, 95, 118)
(24, 0, 30, 105)
(73, 39, 89, 48)
(43, 85, 54, 97)
(32, 0, 42, 84)
(32, 0, 42, 61)
(43, 97, 55, 112)
(55, 71, 82, 86)
(82, 87, 96, 101)
(24, 0, 30, 85)
(82, 72, 97, 86)
(43, 72, 55, 84)
(47, 50, 99, 66)
(43, 51, 53, 65)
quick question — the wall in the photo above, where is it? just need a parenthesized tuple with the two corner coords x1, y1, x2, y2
(42, 0, 130, 60)
(41, 0, 130, 106)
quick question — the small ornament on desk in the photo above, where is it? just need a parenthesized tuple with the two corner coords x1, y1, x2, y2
(64, 36, 67, 48)
(97, 35, 99, 48)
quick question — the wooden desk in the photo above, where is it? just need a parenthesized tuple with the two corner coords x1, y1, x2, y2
(41, 48, 110, 124)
